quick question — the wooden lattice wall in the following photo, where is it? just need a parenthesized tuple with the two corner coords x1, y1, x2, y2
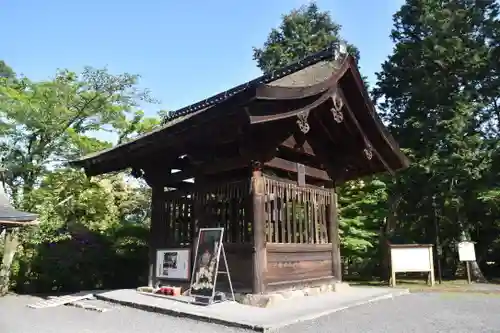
(263, 175, 332, 244)
(163, 179, 251, 247)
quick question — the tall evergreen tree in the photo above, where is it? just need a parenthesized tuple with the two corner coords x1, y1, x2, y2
(252, 2, 359, 73)
(374, 0, 500, 280)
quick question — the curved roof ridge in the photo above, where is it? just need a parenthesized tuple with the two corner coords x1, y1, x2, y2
(161, 42, 347, 124)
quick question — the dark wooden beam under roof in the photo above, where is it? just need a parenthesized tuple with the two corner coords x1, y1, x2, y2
(336, 87, 394, 174)
(264, 157, 331, 182)
(310, 92, 380, 178)
(340, 59, 409, 169)
(248, 87, 336, 125)
(280, 135, 315, 156)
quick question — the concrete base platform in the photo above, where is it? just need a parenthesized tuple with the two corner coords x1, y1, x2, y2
(94, 287, 409, 332)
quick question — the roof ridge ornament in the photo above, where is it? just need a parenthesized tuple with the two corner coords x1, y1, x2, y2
(337, 41, 348, 58)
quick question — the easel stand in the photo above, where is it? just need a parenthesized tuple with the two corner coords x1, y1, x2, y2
(216, 244, 235, 302)
(189, 228, 235, 306)
(193, 244, 235, 305)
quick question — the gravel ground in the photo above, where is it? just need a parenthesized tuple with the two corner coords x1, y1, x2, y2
(277, 292, 500, 333)
(1, 293, 500, 333)
(0, 294, 249, 333)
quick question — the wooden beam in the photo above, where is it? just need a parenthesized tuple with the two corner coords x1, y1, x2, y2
(251, 167, 266, 294)
(264, 157, 331, 182)
(83, 111, 247, 177)
(165, 169, 195, 184)
(202, 156, 249, 175)
(164, 181, 195, 191)
(306, 103, 363, 182)
(280, 135, 315, 156)
(337, 88, 394, 175)
(327, 189, 342, 281)
(148, 185, 165, 287)
(142, 152, 250, 189)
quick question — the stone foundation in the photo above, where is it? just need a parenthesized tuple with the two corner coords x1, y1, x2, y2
(137, 282, 350, 308)
(237, 282, 350, 308)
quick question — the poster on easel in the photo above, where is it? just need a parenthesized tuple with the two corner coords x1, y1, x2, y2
(189, 228, 225, 300)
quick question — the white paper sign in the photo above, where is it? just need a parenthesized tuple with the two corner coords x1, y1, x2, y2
(391, 246, 433, 272)
(156, 249, 191, 280)
(458, 241, 476, 262)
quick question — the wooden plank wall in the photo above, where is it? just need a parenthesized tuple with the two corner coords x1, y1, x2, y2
(219, 243, 253, 290)
(266, 243, 334, 289)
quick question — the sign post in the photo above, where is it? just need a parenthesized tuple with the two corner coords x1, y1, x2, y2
(458, 241, 476, 284)
(389, 244, 435, 287)
(189, 227, 234, 305)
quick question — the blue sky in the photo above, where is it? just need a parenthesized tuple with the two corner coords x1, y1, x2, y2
(2, 0, 403, 117)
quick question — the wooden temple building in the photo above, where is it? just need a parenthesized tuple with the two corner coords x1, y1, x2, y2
(71, 44, 409, 294)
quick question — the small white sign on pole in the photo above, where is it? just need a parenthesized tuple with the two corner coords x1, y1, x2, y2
(458, 241, 476, 262)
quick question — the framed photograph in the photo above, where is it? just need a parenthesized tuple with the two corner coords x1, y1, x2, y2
(156, 248, 191, 280)
(189, 228, 224, 299)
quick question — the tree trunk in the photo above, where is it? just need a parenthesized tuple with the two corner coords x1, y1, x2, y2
(0, 228, 19, 295)
(379, 193, 402, 281)
(469, 260, 488, 283)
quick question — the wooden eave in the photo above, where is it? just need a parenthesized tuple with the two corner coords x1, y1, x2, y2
(0, 219, 40, 226)
(243, 56, 409, 182)
(70, 45, 409, 181)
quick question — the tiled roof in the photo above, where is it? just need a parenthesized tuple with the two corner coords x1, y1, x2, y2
(71, 43, 347, 165)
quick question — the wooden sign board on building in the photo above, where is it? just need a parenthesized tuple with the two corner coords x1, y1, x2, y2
(389, 244, 435, 287)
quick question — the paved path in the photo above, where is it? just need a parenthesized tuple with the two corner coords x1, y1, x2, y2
(1, 293, 500, 332)
(278, 292, 500, 333)
(95, 287, 408, 330)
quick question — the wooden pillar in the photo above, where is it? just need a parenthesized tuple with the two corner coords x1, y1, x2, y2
(148, 185, 164, 287)
(251, 166, 266, 294)
(328, 188, 342, 281)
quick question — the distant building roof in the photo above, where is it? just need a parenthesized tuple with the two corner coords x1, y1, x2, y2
(0, 181, 38, 226)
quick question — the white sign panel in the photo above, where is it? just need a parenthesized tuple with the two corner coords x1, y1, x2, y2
(458, 241, 476, 262)
(156, 248, 191, 280)
(391, 246, 433, 272)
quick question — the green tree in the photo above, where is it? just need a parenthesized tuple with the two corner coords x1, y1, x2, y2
(14, 169, 151, 292)
(0, 61, 14, 79)
(252, 2, 359, 73)
(338, 179, 389, 277)
(374, 0, 500, 281)
(0, 66, 158, 208)
(0, 65, 159, 293)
